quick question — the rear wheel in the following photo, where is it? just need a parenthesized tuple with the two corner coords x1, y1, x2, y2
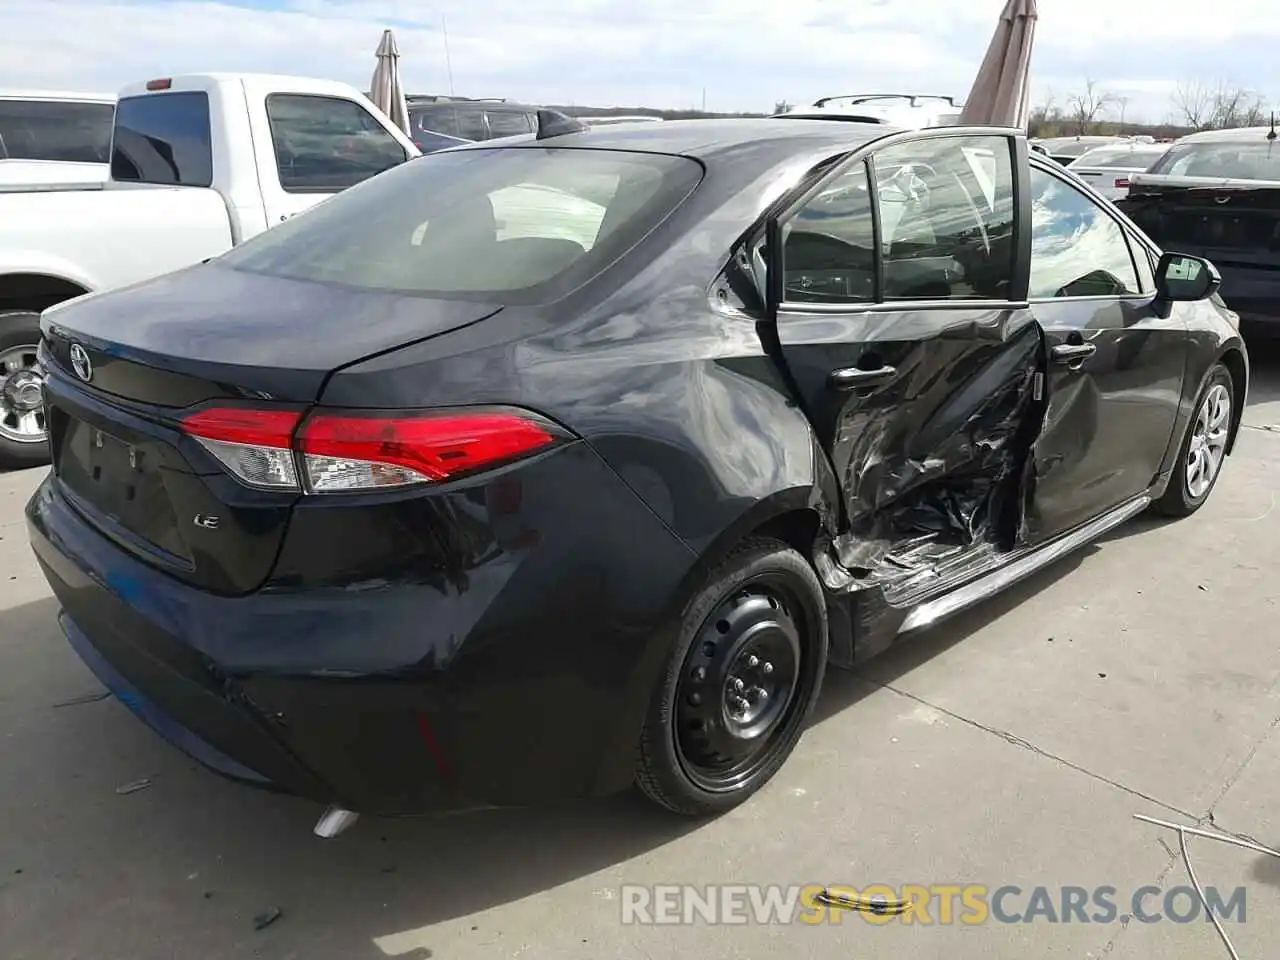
(1153, 362, 1233, 518)
(0, 311, 50, 470)
(635, 538, 828, 816)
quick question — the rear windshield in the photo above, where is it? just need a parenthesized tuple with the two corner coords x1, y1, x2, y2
(217, 147, 703, 303)
(1071, 146, 1167, 169)
(1147, 141, 1280, 181)
(0, 99, 114, 163)
(110, 91, 213, 187)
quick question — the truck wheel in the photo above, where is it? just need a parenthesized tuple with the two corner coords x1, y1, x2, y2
(635, 538, 829, 816)
(0, 311, 51, 470)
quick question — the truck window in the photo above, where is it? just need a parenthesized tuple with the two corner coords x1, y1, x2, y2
(410, 104, 460, 138)
(265, 93, 409, 193)
(0, 99, 114, 163)
(110, 91, 214, 187)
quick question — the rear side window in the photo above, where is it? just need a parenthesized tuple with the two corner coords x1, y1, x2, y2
(411, 104, 460, 138)
(217, 147, 703, 304)
(452, 105, 490, 141)
(486, 110, 534, 137)
(110, 92, 213, 186)
(0, 99, 114, 163)
(266, 94, 408, 193)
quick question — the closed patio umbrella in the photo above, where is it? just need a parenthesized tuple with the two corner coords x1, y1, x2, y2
(370, 28, 410, 134)
(958, 0, 1038, 128)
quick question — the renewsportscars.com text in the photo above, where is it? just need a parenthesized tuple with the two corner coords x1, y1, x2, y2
(619, 884, 1248, 925)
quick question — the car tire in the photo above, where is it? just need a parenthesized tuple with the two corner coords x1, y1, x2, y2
(635, 537, 829, 817)
(1152, 362, 1234, 518)
(0, 311, 51, 470)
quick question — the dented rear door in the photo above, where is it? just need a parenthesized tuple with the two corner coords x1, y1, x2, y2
(1021, 161, 1188, 544)
(768, 131, 1044, 569)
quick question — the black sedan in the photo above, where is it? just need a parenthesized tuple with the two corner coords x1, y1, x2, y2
(27, 115, 1249, 833)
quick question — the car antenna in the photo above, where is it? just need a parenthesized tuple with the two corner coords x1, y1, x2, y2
(535, 108, 588, 140)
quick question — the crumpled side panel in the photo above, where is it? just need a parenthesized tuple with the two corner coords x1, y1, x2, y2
(835, 317, 1044, 573)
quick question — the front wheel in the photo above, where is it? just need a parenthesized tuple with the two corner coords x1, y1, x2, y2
(635, 538, 829, 816)
(0, 311, 50, 470)
(1152, 362, 1234, 518)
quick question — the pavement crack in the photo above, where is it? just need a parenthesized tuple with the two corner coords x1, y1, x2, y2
(1206, 710, 1280, 818)
(872, 680, 1199, 820)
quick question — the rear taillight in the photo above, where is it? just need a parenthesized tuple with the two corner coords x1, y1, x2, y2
(180, 405, 568, 494)
(1114, 177, 1131, 190)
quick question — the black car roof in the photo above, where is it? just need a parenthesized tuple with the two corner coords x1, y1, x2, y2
(451, 117, 899, 163)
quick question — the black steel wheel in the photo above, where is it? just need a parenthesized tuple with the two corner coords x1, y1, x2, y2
(635, 537, 828, 816)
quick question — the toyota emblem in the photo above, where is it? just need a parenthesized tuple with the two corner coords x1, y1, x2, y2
(69, 343, 92, 382)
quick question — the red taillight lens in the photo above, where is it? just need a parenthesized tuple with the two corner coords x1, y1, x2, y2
(181, 407, 303, 490)
(179, 405, 565, 494)
(1114, 177, 1130, 189)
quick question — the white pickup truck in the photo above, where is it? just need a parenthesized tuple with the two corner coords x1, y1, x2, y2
(0, 72, 421, 467)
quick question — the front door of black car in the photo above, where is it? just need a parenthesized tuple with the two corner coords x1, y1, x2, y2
(1021, 163, 1188, 544)
(765, 131, 1043, 571)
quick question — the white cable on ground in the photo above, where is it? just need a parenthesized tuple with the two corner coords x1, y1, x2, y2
(1134, 813, 1280, 960)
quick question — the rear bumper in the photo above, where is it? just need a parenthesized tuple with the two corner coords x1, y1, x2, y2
(27, 442, 697, 815)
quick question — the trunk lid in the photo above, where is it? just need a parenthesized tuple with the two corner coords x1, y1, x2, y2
(41, 262, 502, 596)
(1119, 178, 1280, 265)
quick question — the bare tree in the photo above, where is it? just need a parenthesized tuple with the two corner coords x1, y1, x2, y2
(1115, 95, 1130, 133)
(1066, 78, 1117, 135)
(1171, 80, 1215, 130)
(773, 100, 792, 115)
(1173, 79, 1270, 130)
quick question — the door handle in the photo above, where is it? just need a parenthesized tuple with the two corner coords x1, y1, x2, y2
(830, 365, 897, 390)
(1050, 342, 1096, 364)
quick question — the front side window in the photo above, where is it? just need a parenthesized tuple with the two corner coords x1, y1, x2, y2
(0, 99, 114, 163)
(216, 147, 703, 303)
(873, 134, 1016, 300)
(410, 104, 460, 139)
(111, 92, 213, 186)
(266, 94, 408, 192)
(1028, 166, 1141, 299)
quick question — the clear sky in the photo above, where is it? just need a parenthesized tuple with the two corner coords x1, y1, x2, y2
(1, 0, 1276, 123)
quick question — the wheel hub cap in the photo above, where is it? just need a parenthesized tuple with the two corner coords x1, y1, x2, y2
(0, 345, 47, 445)
(3, 370, 43, 412)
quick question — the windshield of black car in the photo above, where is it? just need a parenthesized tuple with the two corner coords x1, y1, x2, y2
(1146, 141, 1280, 180)
(216, 147, 704, 303)
(1071, 146, 1166, 169)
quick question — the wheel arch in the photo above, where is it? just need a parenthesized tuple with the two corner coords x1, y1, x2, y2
(0, 272, 92, 315)
(1219, 345, 1248, 456)
(663, 490, 854, 671)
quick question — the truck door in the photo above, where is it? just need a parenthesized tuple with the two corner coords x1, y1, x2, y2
(240, 81, 415, 230)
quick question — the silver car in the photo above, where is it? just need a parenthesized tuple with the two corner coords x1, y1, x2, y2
(1067, 143, 1170, 201)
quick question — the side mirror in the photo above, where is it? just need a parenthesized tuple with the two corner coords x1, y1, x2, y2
(1155, 252, 1220, 303)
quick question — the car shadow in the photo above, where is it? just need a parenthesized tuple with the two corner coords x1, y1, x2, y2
(811, 542, 1098, 720)
(1251, 845, 1280, 889)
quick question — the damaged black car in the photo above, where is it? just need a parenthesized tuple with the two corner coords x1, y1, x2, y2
(27, 114, 1249, 832)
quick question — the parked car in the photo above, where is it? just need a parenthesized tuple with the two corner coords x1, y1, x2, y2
(0, 90, 115, 188)
(27, 116, 1248, 835)
(407, 96, 540, 146)
(779, 93, 963, 128)
(1066, 142, 1170, 201)
(1036, 135, 1128, 166)
(0, 72, 419, 467)
(1117, 125, 1280, 329)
